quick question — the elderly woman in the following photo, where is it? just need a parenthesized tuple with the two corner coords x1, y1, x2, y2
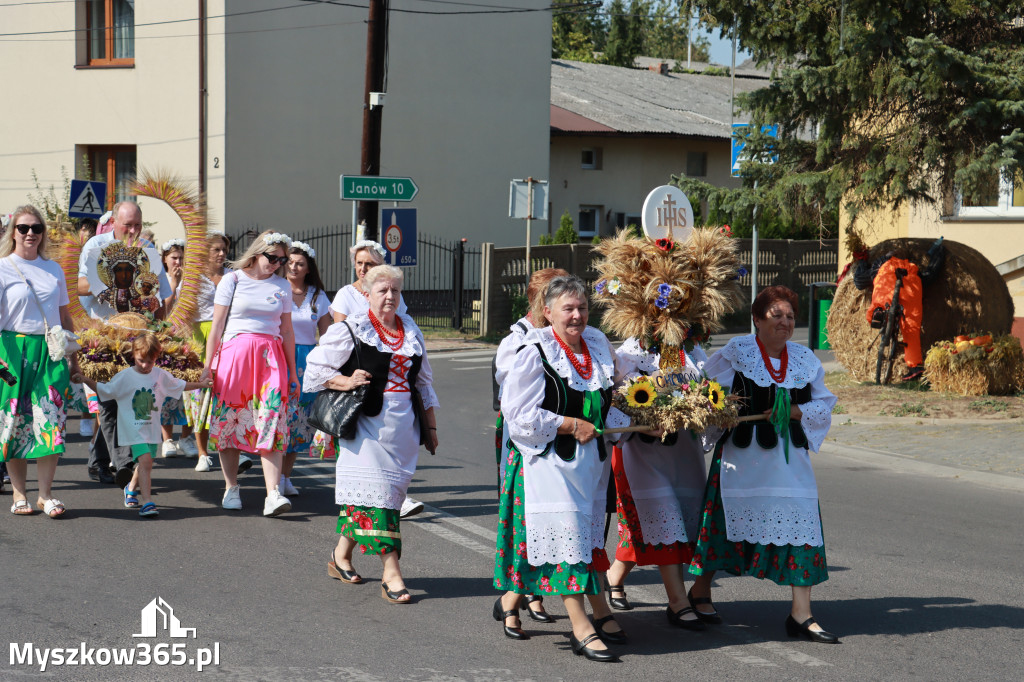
(304, 265, 439, 604)
(281, 240, 331, 495)
(330, 240, 407, 323)
(0, 205, 77, 517)
(604, 337, 712, 630)
(201, 231, 300, 517)
(688, 285, 839, 643)
(494, 275, 627, 663)
(184, 231, 230, 471)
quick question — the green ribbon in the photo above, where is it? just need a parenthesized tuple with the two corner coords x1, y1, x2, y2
(583, 390, 605, 434)
(770, 386, 792, 463)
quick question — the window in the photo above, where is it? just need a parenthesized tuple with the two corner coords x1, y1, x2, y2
(581, 148, 602, 170)
(81, 145, 137, 209)
(686, 152, 707, 177)
(578, 205, 601, 237)
(956, 170, 1024, 217)
(84, 0, 135, 66)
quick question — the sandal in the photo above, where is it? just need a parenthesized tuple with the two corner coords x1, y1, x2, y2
(138, 502, 159, 517)
(10, 499, 34, 515)
(606, 584, 632, 611)
(380, 580, 412, 604)
(687, 587, 723, 624)
(37, 498, 65, 518)
(327, 550, 363, 584)
(522, 594, 554, 623)
(124, 487, 140, 508)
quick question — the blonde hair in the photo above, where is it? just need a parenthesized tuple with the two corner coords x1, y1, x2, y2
(363, 264, 403, 291)
(131, 331, 162, 360)
(0, 205, 50, 259)
(228, 230, 288, 274)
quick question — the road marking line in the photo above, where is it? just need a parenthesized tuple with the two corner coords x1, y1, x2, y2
(451, 366, 493, 371)
(716, 645, 777, 667)
(754, 641, 832, 667)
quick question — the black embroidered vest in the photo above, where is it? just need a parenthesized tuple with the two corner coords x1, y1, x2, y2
(340, 340, 422, 417)
(534, 343, 611, 462)
(729, 371, 811, 450)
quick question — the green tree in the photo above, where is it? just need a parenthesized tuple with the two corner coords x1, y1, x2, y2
(552, 0, 605, 61)
(553, 209, 579, 243)
(646, 1, 710, 63)
(697, 0, 1024, 227)
(602, 0, 635, 66)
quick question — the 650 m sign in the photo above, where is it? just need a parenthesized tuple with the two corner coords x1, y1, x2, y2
(340, 175, 419, 202)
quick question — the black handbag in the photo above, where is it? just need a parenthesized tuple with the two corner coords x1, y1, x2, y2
(307, 322, 366, 440)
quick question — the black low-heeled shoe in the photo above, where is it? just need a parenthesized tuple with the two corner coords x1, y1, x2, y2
(569, 632, 620, 662)
(606, 584, 632, 611)
(593, 615, 628, 644)
(785, 615, 840, 644)
(666, 605, 707, 631)
(522, 594, 554, 623)
(493, 597, 530, 640)
(687, 588, 723, 625)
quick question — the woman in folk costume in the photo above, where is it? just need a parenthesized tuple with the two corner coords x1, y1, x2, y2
(494, 275, 628, 663)
(689, 285, 840, 643)
(304, 265, 439, 604)
(604, 336, 713, 630)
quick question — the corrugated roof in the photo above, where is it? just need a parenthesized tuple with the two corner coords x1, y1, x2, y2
(551, 59, 766, 139)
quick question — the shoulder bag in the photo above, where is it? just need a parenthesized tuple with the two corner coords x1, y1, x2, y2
(7, 257, 80, 361)
(307, 321, 366, 441)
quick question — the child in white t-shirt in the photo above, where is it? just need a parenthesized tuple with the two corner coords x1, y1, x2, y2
(74, 332, 210, 517)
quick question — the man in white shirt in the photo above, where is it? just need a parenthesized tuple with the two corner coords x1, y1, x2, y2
(78, 201, 169, 487)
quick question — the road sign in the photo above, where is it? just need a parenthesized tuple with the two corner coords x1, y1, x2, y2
(509, 179, 549, 220)
(382, 208, 417, 267)
(68, 179, 107, 219)
(341, 175, 418, 202)
(731, 123, 779, 177)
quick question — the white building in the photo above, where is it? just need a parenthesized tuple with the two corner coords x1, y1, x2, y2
(0, 1, 551, 248)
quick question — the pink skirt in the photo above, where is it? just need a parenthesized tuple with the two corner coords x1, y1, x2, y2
(210, 333, 290, 455)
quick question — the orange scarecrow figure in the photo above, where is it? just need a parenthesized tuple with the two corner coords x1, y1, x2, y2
(853, 238, 945, 381)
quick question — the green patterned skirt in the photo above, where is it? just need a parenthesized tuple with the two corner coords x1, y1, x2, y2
(493, 444, 601, 596)
(337, 504, 401, 557)
(689, 443, 829, 587)
(0, 331, 71, 462)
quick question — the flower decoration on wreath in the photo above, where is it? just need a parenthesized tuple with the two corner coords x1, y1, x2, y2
(352, 239, 387, 260)
(291, 240, 316, 259)
(160, 238, 186, 254)
(264, 232, 292, 248)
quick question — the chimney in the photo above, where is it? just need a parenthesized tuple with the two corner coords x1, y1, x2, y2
(648, 62, 669, 76)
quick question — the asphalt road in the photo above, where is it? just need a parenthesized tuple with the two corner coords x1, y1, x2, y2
(2, 348, 1022, 681)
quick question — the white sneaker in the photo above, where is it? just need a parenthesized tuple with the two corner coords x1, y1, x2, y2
(263, 487, 291, 517)
(179, 435, 199, 458)
(161, 439, 182, 458)
(400, 496, 425, 518)
(279, 475, 299, 497)
(79, 419, 94, 437)
(195, 455, 213, 472)
(222, 485, 242, 510)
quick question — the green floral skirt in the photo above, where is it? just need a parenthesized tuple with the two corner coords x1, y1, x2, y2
(689, 443, 829, 587)
(0, 332, 71, 462)
(337, 505, 401, 557)
(493, 445, 601, 596)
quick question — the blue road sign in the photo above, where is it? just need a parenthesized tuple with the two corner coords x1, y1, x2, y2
(382, 208, 417, 267)
(731, 124, 779, 177)
(68, 179, 107, 219)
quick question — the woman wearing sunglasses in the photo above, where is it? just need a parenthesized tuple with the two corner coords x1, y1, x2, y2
(0, 205, 78, 517)
(201, 230, 300, 517)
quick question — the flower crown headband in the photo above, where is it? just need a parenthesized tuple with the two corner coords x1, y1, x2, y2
(160, 238, 186, 254)
(264, 232, 292, 248)
(291, 240, 316, 259)
(352, 239, 386, 260)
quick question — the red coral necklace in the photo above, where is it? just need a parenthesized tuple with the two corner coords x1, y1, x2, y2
(756, 335, 788, 383)
(553, 331, 593, 380)
(369, 311, 405, 351)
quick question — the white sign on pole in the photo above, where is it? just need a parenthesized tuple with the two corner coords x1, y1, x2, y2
(509, 179, 549, 220)
(641, 185, 694, 243)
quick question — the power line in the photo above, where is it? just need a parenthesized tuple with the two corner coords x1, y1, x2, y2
(0, 19, 366, 43)
(301, 0, 599, 17)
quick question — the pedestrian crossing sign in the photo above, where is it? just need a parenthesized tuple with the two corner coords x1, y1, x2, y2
(68, 180, 107, 219)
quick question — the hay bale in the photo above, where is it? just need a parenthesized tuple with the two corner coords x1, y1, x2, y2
(924, 335, 1024, 395)
(827, 239, 1015, 382)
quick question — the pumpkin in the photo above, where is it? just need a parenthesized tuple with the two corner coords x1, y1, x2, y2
(972, 335, 992, 346)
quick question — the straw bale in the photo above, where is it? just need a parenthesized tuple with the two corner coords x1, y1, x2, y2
(827, 239, 1014, 382)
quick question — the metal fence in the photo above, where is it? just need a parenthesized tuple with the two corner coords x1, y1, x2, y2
(225, 225, 482, 333)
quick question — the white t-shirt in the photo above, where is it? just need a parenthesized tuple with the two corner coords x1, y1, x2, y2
(0, 255, 70, 334)
(214, 270, 292, 340)
(96, 366, 186, 447)
(329, 283, 407, 317)
(78, 232, 170, 319)
(177, 272, 225, 323)
(291, 287, 332, 346)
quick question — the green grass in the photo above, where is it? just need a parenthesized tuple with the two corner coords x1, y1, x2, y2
(968, 398, 1009, 413)
(883, 402, 930, 417)
(832, 404, 847, 415)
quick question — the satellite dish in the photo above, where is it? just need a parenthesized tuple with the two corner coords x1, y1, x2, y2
(641, 185, 694, 243)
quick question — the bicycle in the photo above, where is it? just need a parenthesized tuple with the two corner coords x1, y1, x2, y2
(873, 267, 907, 385)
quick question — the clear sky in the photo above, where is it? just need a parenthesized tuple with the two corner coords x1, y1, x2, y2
(700, 24, 752, 66)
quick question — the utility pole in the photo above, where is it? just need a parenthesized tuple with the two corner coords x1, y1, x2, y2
(359, 0, 387, 242)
